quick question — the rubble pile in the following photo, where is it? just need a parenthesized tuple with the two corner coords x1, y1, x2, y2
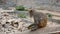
(0, 12, 32, 34)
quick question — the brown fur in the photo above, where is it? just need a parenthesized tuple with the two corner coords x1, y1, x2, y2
(29, 9, 47, 28)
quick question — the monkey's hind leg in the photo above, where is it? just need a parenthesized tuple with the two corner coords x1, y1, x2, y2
(38, 19, 47, 28)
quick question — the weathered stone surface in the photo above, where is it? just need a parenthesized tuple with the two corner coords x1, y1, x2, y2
(0, 11, 33, 34)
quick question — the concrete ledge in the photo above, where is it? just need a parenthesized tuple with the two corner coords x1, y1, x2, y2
(49, 31, 60, 34)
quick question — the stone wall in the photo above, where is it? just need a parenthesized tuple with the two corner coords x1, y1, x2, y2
(0, 0, 6, 4)
(0, 0, 60, 11)
(16, 0, 60, 11)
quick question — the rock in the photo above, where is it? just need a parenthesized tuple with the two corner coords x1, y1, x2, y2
(0, 11, 32, 34)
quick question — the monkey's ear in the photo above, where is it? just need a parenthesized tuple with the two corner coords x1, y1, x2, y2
(28, 7, 35, 11)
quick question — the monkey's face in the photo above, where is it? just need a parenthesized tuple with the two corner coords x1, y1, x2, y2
(29, 9, 34, 17)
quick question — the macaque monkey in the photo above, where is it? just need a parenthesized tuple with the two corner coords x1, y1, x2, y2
(29, 9, 47, 29)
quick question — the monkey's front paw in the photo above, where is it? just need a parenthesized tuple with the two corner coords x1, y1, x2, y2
(28, 24, 38, 31)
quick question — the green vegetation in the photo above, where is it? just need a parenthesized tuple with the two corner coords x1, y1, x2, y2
(46, 13, 53, 18)
(15, 5, 29, 11)
(15, 5, 25, 11)
(18, 13, 26, 18)
(46, 13, 53, 23)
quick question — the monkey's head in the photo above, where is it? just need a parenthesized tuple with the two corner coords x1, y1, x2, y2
(29, 8, 35, 17)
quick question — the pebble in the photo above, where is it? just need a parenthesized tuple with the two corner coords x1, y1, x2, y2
(0, 12, 32, 34)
